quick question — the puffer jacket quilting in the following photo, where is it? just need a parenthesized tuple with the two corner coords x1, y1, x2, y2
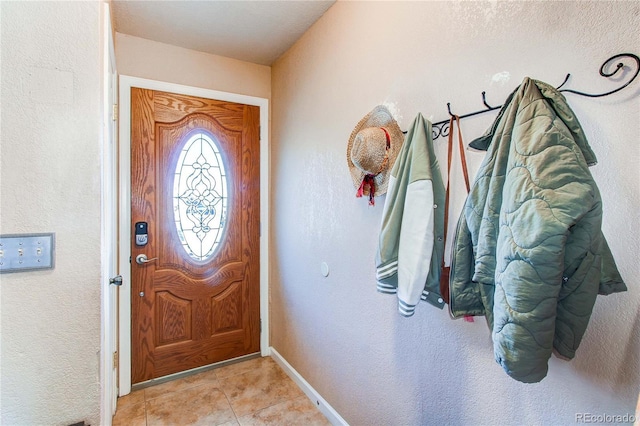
(448, 77, 626, 383)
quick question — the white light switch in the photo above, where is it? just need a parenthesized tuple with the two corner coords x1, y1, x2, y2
(0, 233, 55, 273)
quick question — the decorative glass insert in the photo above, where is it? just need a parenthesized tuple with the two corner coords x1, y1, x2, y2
(173, 132, 228, 261)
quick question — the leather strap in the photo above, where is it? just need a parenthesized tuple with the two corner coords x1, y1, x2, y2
(442, 115, 470, 265)
(440, 115, 470, 304)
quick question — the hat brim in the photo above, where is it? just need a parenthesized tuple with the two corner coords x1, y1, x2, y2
(347, 105, 404, 197)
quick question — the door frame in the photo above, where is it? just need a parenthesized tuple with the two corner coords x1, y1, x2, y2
(100, 3, 118, 424)
(118, 76, 270, 396)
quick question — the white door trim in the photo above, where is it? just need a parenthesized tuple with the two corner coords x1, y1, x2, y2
(100, 3, 118, 425)
(118, 76, 270, 396)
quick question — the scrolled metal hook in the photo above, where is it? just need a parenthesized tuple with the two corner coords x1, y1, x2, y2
(440, 120, 451, 138)
(599, 55, 627, 78)
(432, 125, 442, 140)
(558, 53, 640, 98)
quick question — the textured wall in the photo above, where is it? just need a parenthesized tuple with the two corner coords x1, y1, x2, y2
(0, 2, 102, 425)
(115, 33, 271, 100)
(271, 2, 639, 425)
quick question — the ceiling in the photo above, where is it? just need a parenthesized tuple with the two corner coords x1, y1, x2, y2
(111, 1, 336, 66)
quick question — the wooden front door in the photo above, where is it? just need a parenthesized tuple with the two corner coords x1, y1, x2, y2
(130, 88, 260, 384)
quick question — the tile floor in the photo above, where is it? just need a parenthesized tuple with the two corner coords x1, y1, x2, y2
(112, 356, 332, 426)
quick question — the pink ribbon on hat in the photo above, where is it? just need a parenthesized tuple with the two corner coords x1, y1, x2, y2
(356, 127, 391, 206)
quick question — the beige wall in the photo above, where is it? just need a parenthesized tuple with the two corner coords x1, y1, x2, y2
(0, 2, 102, 425)
(115, 33, 271, 100)
(271, 1, 640, 425)
(0, 8, 272, 425)
(2, 1, 637, 424)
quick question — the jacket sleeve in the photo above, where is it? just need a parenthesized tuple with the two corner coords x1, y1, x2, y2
(376, 172, 403, 296)
(376, 173, 436, 317)
(598, 236, 627, 295)
(491, 95, 597, 383)
(396, 175, 435, 316)
(553, 197, 602, 360)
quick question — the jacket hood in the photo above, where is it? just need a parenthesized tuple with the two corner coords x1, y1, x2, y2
(469, 77, 598, 166)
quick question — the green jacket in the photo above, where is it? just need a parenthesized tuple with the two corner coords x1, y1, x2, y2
(448, 77, 626, 383)
(376, 113, 446, 315)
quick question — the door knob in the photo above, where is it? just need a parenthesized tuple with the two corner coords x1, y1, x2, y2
(136, 254, 158, 265)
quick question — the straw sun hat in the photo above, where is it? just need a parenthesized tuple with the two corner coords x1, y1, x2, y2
(347, 105, 404, 205)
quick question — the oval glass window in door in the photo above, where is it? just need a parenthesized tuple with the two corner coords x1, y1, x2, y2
(173, 131, 229, 261)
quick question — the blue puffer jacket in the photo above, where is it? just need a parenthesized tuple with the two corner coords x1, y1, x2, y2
(448, 77, 626, 383)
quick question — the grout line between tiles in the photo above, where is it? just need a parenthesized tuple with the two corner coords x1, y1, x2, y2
(220, 386, 240, 425)
(144, 388, 148, 426)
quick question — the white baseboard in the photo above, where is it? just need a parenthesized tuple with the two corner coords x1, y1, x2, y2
(270, 347, 348, 426)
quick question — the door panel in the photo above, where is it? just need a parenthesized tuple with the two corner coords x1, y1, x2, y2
(131, 88, 260, 384)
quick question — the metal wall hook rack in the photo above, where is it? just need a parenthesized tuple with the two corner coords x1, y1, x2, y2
(446, 92, 499, 116)
(419, 53, 639, 140)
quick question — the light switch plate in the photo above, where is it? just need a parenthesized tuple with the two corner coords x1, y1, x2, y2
(0, 233, 55, 273)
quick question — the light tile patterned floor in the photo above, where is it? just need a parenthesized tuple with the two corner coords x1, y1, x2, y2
(112, 356, 331, 426)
